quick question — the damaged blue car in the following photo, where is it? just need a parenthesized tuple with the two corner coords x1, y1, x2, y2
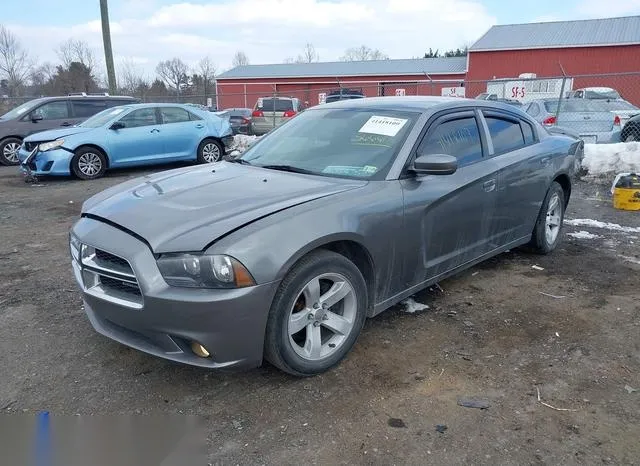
(18, 103, 233, 180)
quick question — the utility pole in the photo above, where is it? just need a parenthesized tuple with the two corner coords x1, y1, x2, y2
(100, 0, 117, 94)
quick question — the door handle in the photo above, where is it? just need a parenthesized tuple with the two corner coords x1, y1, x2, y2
(61, 122, 72, 127)
(541, 156, 551, 166)
(150, 128, 160, 133)
(195, 124, 204, 129)
(483, 179, 496, 192)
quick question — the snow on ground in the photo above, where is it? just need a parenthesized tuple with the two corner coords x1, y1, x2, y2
(582, 142, 640, 176)
(231, 135, 261, 154)
(565, 218, 640, 234)
(401, 297, 430, 314)
(567, 230, 601, 239)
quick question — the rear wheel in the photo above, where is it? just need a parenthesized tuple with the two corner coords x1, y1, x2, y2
(528, 182, 566, 254)
(624, 131, 638, 142)
(71, 147, 107, 180)
(0, 137, 22, 166)
(264, 250, 368, 376)
(197, 139, 223, 163)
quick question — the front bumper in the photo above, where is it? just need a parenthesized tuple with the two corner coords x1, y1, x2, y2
(18, 146, 72, 176)
(71, 216, 279, 370)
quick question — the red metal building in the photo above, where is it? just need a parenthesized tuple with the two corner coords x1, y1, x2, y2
(466, 15, 640, 104)
(216, 15, 640, 109)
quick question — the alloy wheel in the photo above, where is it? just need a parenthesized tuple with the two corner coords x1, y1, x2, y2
(202, 143, 221, 163)
(545, 193, 562, 245)
(3, 142, 20, 164)
(287, 273, 357, 361)
(78, 152, 102, 177)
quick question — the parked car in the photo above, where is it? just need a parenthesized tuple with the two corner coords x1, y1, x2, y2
(0, 94, 138, 166)
(325, 88, 365, 103)
(524, 98, 638, 144)
(221, 108, 253, 135)
(475, 93, 522, 107)
(566, 87, 621, 100)
(18, 103, 233, 180)
(621, 113, 640, 142)
(68, 96, 579, 376)
(251, 97, 304, 135)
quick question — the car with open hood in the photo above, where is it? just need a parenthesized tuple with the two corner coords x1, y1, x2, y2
(69, 96, 580, 376)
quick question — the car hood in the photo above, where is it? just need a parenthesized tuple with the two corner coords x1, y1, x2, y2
(24, 126, 94, 142)
(82, 162, 367, 253)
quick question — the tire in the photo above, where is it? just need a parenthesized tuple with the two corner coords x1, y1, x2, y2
(623, 131, 637, 142)
(528, 182, 566, 254)
(0, 137, 22, 166)
(264, 250, 368, 377)
(71, 147, 107, 180)
(197, 139, 224, 163)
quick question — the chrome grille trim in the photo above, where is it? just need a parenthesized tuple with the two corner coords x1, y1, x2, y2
(71, 240, 143, 309)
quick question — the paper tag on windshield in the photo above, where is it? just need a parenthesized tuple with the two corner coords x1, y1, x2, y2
(359, 116, 408, 137)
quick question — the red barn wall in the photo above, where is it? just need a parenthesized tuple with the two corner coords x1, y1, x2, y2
(467, 45, 640, 104)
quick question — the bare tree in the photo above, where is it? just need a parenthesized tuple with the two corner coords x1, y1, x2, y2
(119, 59, 147, 94)
(198, 56, 217, 98)
(300, 43, 319, 63)
(57, 38, 96, 73)
(156, 57, 189, 96)
(232, 51, 249, 67)
(340, 45, 388, 61)
(0, 25, 32, 96)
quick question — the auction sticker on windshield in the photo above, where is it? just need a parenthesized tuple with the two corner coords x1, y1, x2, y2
(359, 116, 408, 137)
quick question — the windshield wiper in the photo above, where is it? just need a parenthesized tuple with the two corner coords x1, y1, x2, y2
(227, 158, 252, 165)
(258, 164, 315, 175)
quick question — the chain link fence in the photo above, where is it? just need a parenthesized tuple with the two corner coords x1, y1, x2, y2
(2, 72, 639, 143)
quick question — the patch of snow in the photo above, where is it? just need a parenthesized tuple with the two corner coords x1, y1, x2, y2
(565, 218, 640, 234)
(582, 142, 640, 176)
(401, 297, 430, 314)
(231, 134, 262, 154)
(567, 230, 601, 240)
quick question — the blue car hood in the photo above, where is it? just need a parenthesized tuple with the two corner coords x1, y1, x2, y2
(24, 126, 94, 142)
(81, 162, 367, 253)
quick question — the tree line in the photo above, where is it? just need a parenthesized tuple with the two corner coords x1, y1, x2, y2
(1, 23, 467, 101)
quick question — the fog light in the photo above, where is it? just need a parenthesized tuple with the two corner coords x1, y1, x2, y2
(191, 341, 210, 358)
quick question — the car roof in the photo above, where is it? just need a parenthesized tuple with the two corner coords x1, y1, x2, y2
(114, 103, 203, 110)
(314, 96, 527, 113)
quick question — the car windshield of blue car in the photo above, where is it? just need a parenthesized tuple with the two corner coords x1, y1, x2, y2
(241, 108, 418, 179)
(79, 107, 130, 128)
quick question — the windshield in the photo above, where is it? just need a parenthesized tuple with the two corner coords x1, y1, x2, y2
(545, 99, 639, 113)
(79, 106, 130, 128)
(584, 89, 620, 99)
(241, 108, 418, 179)
(0, 99, 44, 120)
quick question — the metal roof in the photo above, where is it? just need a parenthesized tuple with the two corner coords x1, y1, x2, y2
(217, 57, 467, 80)
(470, 15, 640, 52)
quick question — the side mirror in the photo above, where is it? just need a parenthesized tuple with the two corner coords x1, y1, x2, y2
(412, 154, 458, 176)
(110, 121, 125, 130)
(31, 113, 43, 122)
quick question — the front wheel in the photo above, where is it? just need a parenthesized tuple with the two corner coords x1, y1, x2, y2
(528, 182, 566, 254)
(71, 147, 107, 180)
(0, 137, 22, 166)
(264, 250, 368, 376)
(197, 139, 224, 163)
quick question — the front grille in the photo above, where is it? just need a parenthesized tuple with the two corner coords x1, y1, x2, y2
(72, 240, 143, 309)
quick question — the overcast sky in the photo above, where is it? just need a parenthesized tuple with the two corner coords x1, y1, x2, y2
(3, 0, 640, 79)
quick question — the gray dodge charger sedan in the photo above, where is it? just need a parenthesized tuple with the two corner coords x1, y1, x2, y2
(69, 97, 581, 376)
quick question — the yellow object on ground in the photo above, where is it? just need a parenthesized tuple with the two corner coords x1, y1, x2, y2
(613, 173, 640, 211)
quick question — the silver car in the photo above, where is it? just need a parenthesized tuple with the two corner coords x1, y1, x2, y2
(251, 97, 303, 135)
(525, 98, 639, 144)
(70, 97, 579, 376)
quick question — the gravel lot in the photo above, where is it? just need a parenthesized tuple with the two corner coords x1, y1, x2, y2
(1, 163, 639, 465)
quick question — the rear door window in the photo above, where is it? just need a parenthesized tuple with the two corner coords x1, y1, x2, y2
(483, 115, 526, 154)
(418, 115, 483, 167)
(118, 108, 158, 128)
(160, 107, 193, 124)
(71, 100, 107, 118)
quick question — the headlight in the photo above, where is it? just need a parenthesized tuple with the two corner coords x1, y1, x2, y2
(69, 234, 81, 262)
(39, 139, 64, 152)
(157, 254, 255, 289)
